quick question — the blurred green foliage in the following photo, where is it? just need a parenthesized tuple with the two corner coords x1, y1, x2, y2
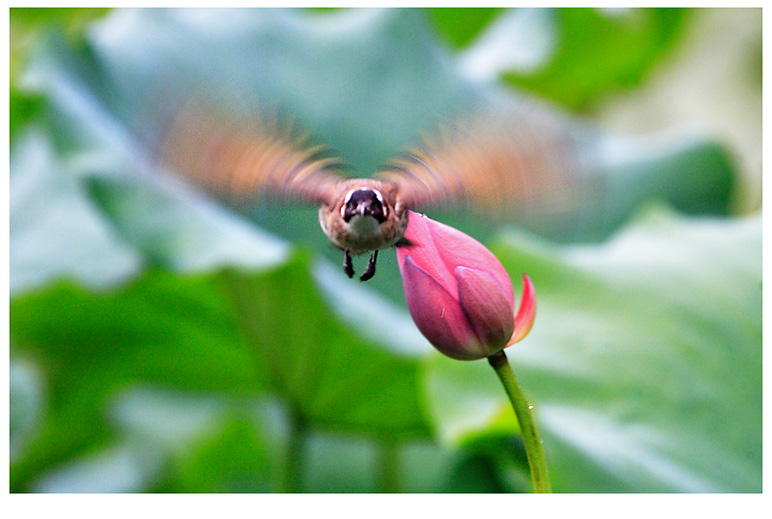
(10, 8, 109, 106)
(429, 8, 505, 48)
(427, 8, 690, 111)
(504, 8, 690, 111)
(9, 8, 761, 493)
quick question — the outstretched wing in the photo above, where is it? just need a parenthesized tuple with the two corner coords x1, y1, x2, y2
(157, 97, 345, 206)
(378, 101, 590, 221)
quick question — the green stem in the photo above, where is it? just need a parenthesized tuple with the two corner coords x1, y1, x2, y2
(487, 350, 552, 493)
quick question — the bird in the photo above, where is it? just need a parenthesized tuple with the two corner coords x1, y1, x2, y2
(157, 95, 583, 281)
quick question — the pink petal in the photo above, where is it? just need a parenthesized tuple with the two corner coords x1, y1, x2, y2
(396, 213, 457, 295)
(456, 266, 515, 355)
(400, 255, 488, 360)
(507, 274, 537, 346)
(398, 211, 514, 306)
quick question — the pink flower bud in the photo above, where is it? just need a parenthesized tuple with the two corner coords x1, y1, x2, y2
(396, 211, 535, 360)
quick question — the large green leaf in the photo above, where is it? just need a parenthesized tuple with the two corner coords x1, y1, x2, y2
(423, 207, 761, 492)
(10, 126, 429, 490)
(219, 257, 428, 438)
(10, 129, 141, 293)
(482, 8, 690, 110)
(9, 268, 264, 491)
(26, 386, 284, 492)
(10, 228, 430, 494)
(428, 8, 505, 49)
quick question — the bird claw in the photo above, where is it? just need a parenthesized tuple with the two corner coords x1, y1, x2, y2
(342, 250, 379, 281)
(343, 250, 354, 278)
(359, 250, 378, 281)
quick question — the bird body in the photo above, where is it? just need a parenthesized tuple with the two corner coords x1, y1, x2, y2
(318, 179, 408, 255)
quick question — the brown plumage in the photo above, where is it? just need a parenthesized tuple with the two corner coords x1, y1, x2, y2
(158, 96, 583, 280)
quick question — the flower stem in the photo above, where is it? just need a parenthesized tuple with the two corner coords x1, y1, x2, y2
(487, 350, 552, 493)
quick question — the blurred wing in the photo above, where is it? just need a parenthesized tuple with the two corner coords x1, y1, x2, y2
(378, 102, 589, 220)
(157, 97, 345, 206)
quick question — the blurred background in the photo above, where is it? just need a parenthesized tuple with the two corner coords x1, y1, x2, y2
(9, 8, 761, 493)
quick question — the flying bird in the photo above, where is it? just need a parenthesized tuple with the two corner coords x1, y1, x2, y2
(158, 96, 583, 281)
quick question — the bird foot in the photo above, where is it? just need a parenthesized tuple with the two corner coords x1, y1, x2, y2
(342, 250, 378, 281)
(343, 250, 354, 278)
(359, 250, 378, 281)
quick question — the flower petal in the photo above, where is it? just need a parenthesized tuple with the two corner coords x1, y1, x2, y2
(396, 212, 457, 295)
(507, 274, 536, 346)
(400, 255, 488, 360)
(398, 211, 514, 307)
(456, 266, 515, 356)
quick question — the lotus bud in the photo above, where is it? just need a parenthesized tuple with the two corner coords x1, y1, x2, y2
(396, 211, 535, 360)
